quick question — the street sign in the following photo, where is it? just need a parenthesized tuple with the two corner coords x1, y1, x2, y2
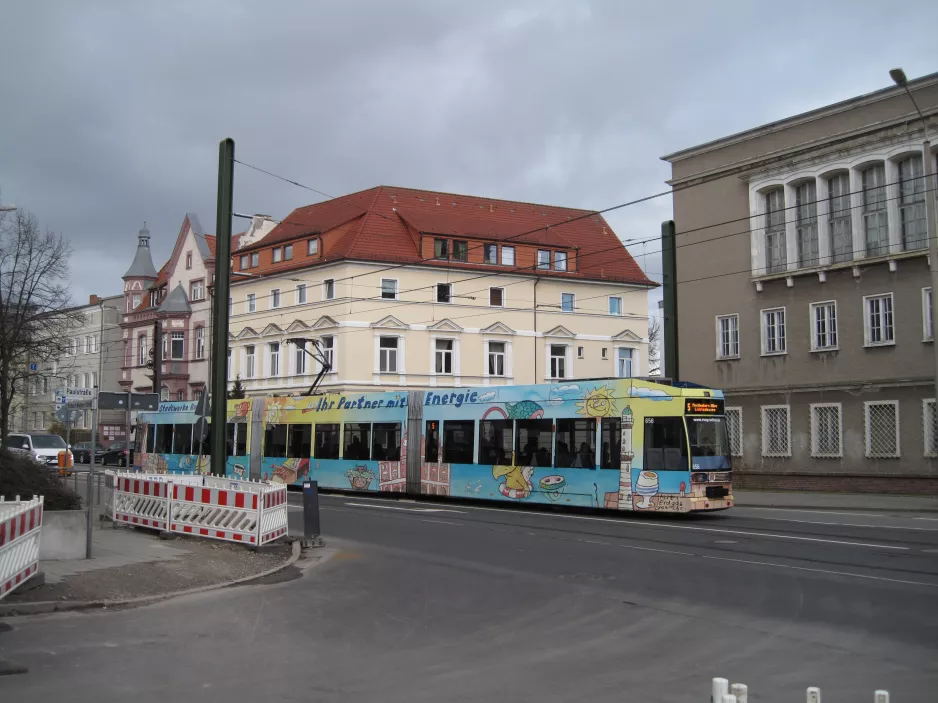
(97, 391, 160, 411)
(28, 362, 38, 372)
(65, 387, 95, 409)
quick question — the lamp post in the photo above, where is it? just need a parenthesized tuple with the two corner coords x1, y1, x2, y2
(890, 68, 938, 403)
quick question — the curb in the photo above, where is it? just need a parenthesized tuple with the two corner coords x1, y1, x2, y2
(0, 539, 301, 619)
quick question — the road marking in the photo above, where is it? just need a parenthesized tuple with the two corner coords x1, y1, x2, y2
(714, 540, 737, 544)
(344, 502, 465, 514)
(336, 498, 907, 550)
(913, 516, 938, 522)
(743, 506, 938, 519)
(738, 515, 938, 532)
(610, 543, 937, 588)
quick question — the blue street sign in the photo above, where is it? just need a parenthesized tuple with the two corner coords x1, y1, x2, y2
(28, 363, 38, 372)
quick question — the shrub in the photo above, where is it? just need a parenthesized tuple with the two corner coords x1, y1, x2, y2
(0, 448, 82, 510)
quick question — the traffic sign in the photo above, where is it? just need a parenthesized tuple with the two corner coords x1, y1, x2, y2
(28, 362, 38, 372)
(55, 406, 83, 425)
(97, 391, 160, 411)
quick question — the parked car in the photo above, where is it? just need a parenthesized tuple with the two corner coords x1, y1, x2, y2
(101, 441, 134, 467)
(72, 441, 105, 465)
(2, 432, 73, 474)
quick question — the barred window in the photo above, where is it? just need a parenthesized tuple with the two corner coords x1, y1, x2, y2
(725, 407, 743, 457)
(761, 405, 790, 457)
(923, 399, 937, 458)
(865, 401, 899, 458)
(811, 404, 842, 457)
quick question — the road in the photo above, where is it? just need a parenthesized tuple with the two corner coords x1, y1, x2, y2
(2, 491, 937, 702)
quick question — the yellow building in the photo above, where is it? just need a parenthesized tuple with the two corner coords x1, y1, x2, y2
(226, 186, 656, 394)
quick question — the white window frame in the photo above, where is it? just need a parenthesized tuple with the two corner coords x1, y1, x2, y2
(308, 239, 319, 256)
(319, 335, 335, 373)
(436, 282, 452, 304)
(294, 344, 307, 375)
(268, 342, 281, 377)
(489, 287, 504, 308)
(560, 293, 575, 313)
(272, 247, 282, 263)
(810, 402, 843, 458)
(381, 278, 399, 301)
(378, 336, 399, 374)
(227, 348, 233, 380)
(923, 287, 932, 342)
(760, 307, 787, 356)
(924, 398, 937, 458)
(486, 340, 507, 377)
(864, 400, 900, 458)
(195, 327, 205, 359)
(270, 288, 281, 309)
(137, 335, 147, 366)
(247, 293, 256, 313)
(284, 244, 293, 261)
(296, 283, 307, 305)
(190, 279, 205, 301)
(577, 346, 584, 359)
(809, 300, 839, 352)
(434, 338, 455, 375)
(170, 332, 184, 360)
(245, 345, 256, 378)
(608, 296, 622, 315)
(715, 313, 740, 359)
(501, 246, 515, 266)
(554, 251, 568, 271)
(761, 404, 791, 457)
(725, 407, 743, 457)
(483, 243, 498, 265)
(537, 250, 550, 270)
(863, 293, 895, 347)
(548, 344, 568, 380)
(323, 279, 335, 301)
(614, 346, 634, 378)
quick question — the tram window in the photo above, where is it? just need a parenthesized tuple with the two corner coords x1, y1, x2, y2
(288, 424, 312, 458)
(193, 423, 211, 454)
(425, 421, 440, 462)
(443, 420, 474, 464)
(516, 419, 553, 467)
(479, 420, 512, 466)
(145, 425, 156, 453)
(225, 423, 236, 457)
(555, 419, 595, 468)
(264, 424, 288, 458)
(600, 418, 621, 469)
(235, 424, 247, 455)
(154, 424, 173, 454)
(173, 423, 193, 455)
(344, 423, 371, 460)
(643, 417, 688, 471)
(315, 424, 340, 459)
(372, 423, 402, 461)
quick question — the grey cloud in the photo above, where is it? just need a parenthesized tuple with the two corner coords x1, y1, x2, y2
(1, 0, 936, 318)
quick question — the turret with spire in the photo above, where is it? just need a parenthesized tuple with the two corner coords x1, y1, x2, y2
(122, 223, 158, 313)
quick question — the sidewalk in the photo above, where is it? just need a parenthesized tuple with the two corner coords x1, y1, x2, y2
(734, 489, 938, 513)
(1, 520, 295, 614)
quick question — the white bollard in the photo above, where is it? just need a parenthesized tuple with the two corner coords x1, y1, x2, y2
(807, 686, 821, 703)
(874, 692, 889, 703)
(721, 695, 737, 703)
(712, 678, 729, 703)
(730, 683, 748, 703)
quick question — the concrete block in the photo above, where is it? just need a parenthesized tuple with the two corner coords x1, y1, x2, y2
(39, 511, 87, 560)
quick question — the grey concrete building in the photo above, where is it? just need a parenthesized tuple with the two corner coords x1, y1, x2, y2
(662, 72, 938, 494)
(20, 295, 126, 446)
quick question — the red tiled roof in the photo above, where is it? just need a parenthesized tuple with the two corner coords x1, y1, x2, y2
(248, 186, 655, 286)
(204, 233, 244, 257)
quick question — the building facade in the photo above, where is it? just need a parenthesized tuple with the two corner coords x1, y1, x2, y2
(662, 72, 938, 493)
(17, 295, 125, 445)
(225, 186, 655, 395)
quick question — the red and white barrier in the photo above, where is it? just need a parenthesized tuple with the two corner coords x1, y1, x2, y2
(258, 484, 288, 545)
(111, 472, 289, 548)
(112, 476, 170, 530)
(0, 495, 43, 600)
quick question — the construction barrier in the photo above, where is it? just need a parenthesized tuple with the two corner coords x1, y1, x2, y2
(0, 495, 43, 600)
(710, 676, 889, 702)
(111, 473, 288, 548)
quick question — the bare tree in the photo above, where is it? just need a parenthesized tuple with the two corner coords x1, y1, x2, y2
(647, 314, 661, 376)
(0, 210, 82, 438)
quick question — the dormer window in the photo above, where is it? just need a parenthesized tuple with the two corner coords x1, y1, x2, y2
(185, 252, 192, 269)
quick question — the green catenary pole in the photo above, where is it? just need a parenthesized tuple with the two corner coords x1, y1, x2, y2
(661, 220, 679, 382)
(211, 138, 235, 476)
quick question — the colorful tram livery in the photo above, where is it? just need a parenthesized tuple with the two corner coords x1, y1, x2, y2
(134, 379, 733, 514)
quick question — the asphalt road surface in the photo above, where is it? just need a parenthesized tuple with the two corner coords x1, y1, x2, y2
(2, 492, 937, 702)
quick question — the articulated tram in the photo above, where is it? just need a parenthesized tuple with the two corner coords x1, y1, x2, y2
(134, 378, 733, 514)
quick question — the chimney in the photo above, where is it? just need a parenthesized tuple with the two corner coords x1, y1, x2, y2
(89, 294, 101, 305)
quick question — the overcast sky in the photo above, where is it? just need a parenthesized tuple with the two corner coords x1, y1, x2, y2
(1, 0, 936, 319)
